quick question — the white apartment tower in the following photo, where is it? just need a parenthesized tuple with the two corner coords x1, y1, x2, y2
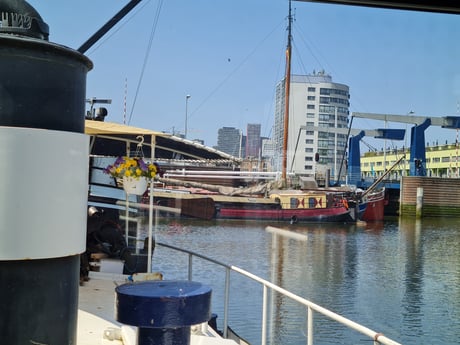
(273, 72, 350, 178)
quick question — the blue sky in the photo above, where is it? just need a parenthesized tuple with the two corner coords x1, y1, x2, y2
(28, 0, 460, 149)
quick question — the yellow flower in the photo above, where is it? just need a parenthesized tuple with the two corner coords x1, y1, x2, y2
(105, 156, 158, 180)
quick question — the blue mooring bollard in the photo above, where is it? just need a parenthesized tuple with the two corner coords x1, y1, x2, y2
(115, 280, 212, 345)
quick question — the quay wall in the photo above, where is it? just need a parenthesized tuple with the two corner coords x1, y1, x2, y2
(400, 176, 460, 217)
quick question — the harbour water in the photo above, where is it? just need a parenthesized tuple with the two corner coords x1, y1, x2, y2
(150, 216, 460, 345)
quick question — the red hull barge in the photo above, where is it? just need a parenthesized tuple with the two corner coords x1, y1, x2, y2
(216, 205, 351, 222)
(361, 188, 387, 221)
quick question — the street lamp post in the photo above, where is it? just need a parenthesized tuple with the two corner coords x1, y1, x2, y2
(185, 94, 191, 139)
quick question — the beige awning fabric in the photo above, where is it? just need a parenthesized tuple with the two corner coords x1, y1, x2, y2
(85, 120, 241, 162)
(84, 120, 166, 136)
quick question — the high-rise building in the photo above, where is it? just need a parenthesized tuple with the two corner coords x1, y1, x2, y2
(261, 137, 274, 158)
(273, 71, 350, 178)
(216, 126, 242, 157)
(245, 123, 261, 158)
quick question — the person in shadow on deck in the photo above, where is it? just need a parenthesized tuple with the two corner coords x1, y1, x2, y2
(80, 206, 137, 284)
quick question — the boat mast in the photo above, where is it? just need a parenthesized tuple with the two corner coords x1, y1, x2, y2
(282, 0, 293, 184)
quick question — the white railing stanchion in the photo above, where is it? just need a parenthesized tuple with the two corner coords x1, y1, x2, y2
(156, 242, 402, 345)
(261, 285, 268, 345)
(188, 253, 193, 281)
(147, 180, 154, 273)
(308, 306, 313, 345)
(223, 268, 230, 339)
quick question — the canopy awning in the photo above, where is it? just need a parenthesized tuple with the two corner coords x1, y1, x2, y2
(85, 120, 240, 163)
(85, 120, 164, 136)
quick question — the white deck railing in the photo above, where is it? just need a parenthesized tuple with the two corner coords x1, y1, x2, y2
(157, 232, 402, 345)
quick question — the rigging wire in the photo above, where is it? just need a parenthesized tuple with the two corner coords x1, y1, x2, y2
(293, 17, 370, 118)
(82, 0, 162, 125)
(85, 0, 153, 55)
(129, 0, 164, 124)
(186, 19, 285, 123)
(263, 24, 287, 140)
(292, 16, 392, 153)
(293, 25, 333, 77)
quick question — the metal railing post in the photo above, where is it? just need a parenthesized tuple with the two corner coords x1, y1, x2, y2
(261, 285, 268, 345)
(223, 268, 230, 338)
(307, 306, 313, 345)
(188, 253, 193, 281)
(156, 242, 402, 345)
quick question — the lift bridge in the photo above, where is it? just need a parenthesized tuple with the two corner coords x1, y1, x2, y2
(304, 113, 460, 188)
(349, 112, 460, 187)
(300, 125, 405, 187)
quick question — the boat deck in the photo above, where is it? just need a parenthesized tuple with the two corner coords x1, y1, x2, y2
(77, 271, 237, 345)
(78, 272, 128, 345)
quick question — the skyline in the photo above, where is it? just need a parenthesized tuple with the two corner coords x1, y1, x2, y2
(27, 0, 460, 149)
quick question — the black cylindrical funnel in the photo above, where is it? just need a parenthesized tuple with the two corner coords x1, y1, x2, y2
(0, 1, 92, 132)
(0, 1, 92, 345)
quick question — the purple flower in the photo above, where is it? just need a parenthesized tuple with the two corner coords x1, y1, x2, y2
(138, 158, 148, 171)
(114, 156, 125, 165)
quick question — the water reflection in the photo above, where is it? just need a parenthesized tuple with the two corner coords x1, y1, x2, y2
(152, 218, 460, 345)
(399, 217, 460, 344)
(399, 218, 424, 338)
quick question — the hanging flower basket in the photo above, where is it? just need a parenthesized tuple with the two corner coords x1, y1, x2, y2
(104, 156, 157, 195)
(122, 176, 148, 195)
